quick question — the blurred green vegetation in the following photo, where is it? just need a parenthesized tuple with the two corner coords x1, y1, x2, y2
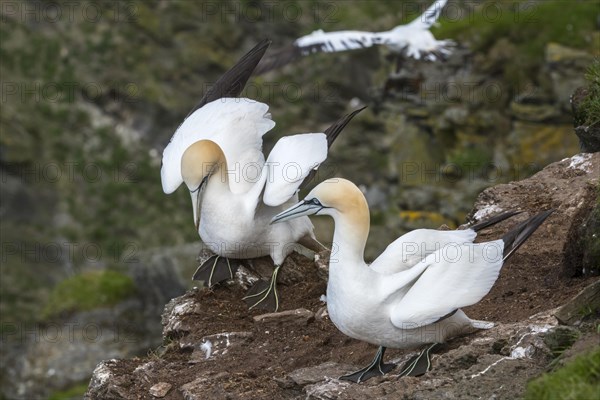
(42, 270, 136, 319)
(436, 0, 598, 52)
(434, 0, 599, 92)
(48, 382, 90, 400)
(524, 348, 600, 400)
(580, 59, 600, 127)
(445, 147, 494, 178)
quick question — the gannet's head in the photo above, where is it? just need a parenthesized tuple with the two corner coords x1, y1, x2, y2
(181, 140, 226, 230)
(270, 178, 367, 224)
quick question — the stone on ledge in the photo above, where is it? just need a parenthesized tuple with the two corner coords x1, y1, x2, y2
(149, 382, 172, 398)
(253, 308, 315, 326)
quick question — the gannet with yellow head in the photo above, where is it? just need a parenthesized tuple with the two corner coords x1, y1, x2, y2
(271, 178, 553, 382)
(161, 41, 364, 312)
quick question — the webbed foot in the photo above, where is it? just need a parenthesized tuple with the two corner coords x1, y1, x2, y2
(242, 265, 280, 312)
(398, 343, 440, 377)
(192, 255, 238, 287)
(340, 346, 395, 383)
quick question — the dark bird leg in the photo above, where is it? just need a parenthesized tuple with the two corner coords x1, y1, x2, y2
(192, 255, 239, 287)
(298, 235, 328, 253)
(395, 55, 403, 73)
(398, 343, 441, 377)
(340, 346, 396, 383)
(382, 79, 394, 102)
(243, 233, 327, 313)
(383, 55, 404, 100)
(243, 265, 280, 312)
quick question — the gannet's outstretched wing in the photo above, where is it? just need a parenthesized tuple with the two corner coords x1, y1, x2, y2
(387, 210, 553, 328)
(370, 229, 478, 274)
(406, 0, 447, 30)
(262, 106, 365, 206)
(262, 133, 328, 207)
(254, 30, 381, 75)
(370, 211, 521, 274)
(161, 98, 274, 194)
(388, 241, 505, 329)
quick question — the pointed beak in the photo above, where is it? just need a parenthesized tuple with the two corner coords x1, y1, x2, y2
(270, 200, 323, 224)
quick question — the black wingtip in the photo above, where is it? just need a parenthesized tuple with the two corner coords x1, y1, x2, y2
(253, 42, 303, 75)
(323, 106, 367, 148)
(299, 106, 366, 190)
(468, 210, 523, 233)
(186, 39, 272, 118)
(502, 209, 554, 261)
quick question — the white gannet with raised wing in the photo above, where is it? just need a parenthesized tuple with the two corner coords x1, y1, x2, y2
(254, 0, 454, 75)
(271, 178, 553, 382)
(161, 41, 364, 312)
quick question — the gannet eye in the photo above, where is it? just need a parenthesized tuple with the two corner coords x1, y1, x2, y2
(306, 198, 322, 207)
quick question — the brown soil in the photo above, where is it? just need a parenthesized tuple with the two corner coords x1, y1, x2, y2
(106, 246, 595, 400)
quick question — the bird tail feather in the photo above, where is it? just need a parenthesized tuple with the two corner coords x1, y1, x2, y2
(468, 210, 522, 233)
(502, 209, 554, 261)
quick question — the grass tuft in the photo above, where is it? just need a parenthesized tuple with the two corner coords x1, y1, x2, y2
(42, 270, 136, 319)
(524, 348, 600, 400)
(579, 59, 600, 127)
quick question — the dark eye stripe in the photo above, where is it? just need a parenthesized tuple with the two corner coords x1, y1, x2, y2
(307, 198, 322, 207)
(191, 175, 209, 193)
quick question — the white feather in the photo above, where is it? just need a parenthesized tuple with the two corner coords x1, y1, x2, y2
(200, 340, 212, 359)
(296, 30, 380, 53)
(388, 240, 504, 329)
(160, 98, 274, 194)
(370, 228, 477, 274)
(263, 133, 327, 207)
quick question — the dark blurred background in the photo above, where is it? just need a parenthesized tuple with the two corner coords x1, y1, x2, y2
(1, 1, 598, 398)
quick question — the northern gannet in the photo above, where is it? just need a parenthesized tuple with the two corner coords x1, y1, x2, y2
(271, 178, 553, 382)
(254, 0, 454, 75)
(161, 41, 364, 312)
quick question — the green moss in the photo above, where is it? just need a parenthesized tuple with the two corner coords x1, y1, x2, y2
(42, 270, 136, 319)
(507, 123, 579, 174)
(525, 348, 600, 400)
(445, 146, 493, 178)
(543, 327, 580, 359)
(47, 382, 89, 400)
(579, 59, 600, 127)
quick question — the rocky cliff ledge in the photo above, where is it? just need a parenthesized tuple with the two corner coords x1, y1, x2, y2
(85, 153, 599, 400)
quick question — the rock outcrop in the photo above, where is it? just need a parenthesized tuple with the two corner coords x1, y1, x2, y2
(85, 153, 599, 399)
